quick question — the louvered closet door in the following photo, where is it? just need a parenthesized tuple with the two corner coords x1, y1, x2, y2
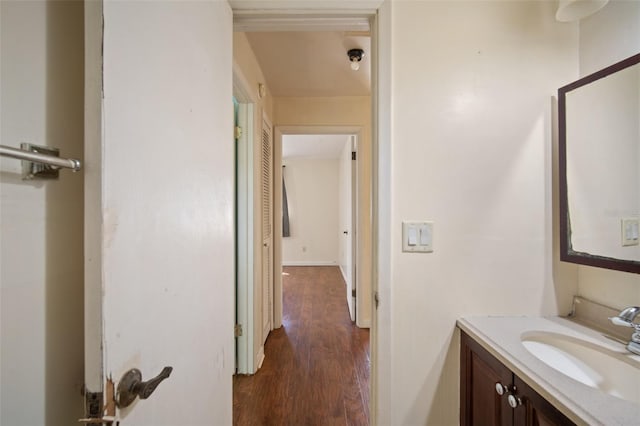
(261, 115, 273, 344)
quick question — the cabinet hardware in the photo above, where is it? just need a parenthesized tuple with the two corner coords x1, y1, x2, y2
(495, 382, 509, 396)
(508, 394, 523, 408)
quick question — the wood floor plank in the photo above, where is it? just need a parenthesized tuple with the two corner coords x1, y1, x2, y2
(233, 266, 370, 426)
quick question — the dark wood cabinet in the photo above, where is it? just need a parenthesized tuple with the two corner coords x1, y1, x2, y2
(461, 331, 575, 426)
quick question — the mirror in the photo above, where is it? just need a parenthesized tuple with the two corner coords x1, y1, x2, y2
(559, 53, 640, 274)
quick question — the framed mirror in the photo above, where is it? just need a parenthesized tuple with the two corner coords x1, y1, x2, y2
(559, 53, 640, 274)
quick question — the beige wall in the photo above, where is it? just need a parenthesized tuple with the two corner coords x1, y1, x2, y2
(575, 0, 640, 307)
(275, 96, 372, 327)
(282, 157, 340, 264)
(0, 1, 84, 424)
(388, 1, 578, 424)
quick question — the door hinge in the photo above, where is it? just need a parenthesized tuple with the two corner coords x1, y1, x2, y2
(234, 323, 243, 337)
(352, 288, 356, 298)
(374, 291, 380, 309)
(352, 151, 356, 160)
(235, 126, 243, 139)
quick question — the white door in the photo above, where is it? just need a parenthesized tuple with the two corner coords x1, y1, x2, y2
(84, 2, 234, 424)
(340, 136, 355, 320)
(261, 116, 274, 344)
(350, 135, 358, 321)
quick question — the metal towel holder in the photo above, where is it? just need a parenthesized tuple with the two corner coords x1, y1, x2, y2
(0, 143, 82, 180)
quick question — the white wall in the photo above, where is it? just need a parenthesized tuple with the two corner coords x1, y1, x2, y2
(575, 0, 640, 307)
(388, 1, 578, 424)
(0, 1, 84, 425)
(282, 156, 340, 265)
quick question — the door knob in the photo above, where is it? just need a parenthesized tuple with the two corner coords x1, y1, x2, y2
(116, 366, 173, 408)
(343, 230, 349, 235)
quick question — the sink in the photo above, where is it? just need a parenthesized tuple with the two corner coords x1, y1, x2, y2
(521, 331, 640, 404)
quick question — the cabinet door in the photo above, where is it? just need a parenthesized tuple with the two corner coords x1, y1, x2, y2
(461, 332, 513, 426)
(512, 376, 575, 426)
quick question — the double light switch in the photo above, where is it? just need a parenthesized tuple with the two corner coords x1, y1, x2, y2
(402, 221, 433, 253)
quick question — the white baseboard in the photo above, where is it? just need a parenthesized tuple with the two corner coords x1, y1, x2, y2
(282, 260, 338, 266)
(356, 318, 371, 329)
(339, 265, 348, 284)
(256, 346, 265, 371)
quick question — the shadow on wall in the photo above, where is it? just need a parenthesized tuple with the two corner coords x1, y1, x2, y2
(44, 1, 85, 424)
(549, 96, 579, 315)
(404, 327, 460, 425)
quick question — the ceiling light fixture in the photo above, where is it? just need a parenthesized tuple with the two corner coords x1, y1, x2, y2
(347, 48, 365, 71)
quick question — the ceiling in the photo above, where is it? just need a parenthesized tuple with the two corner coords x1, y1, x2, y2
(282, 134, 351, 159)
(244, 31, 371, 97)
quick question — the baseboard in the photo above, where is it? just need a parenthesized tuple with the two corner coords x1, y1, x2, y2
(282, 260, 338, 266)
(256, 346, 265, 371)
(339, 265, 348, 284)
(356, 318, 371, 329)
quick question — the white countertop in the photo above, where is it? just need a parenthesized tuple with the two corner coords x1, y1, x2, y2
(457, 316, 640, 426)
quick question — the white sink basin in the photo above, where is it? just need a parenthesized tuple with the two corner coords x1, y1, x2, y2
(521, 331, 640, 404)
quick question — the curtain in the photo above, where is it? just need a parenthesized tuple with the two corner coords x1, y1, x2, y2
(282, 166, 291, 237)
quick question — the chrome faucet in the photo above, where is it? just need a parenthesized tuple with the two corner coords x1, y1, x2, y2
(610, 306, 640, 355)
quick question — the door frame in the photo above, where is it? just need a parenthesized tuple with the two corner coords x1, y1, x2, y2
(350, 134, 358, 322)
(274, 126, 363, 329)
(231, 4, 392, 423)
(234, 60, 257, 375)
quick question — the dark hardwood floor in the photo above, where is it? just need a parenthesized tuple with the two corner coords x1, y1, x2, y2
(233, 266, 370, 426)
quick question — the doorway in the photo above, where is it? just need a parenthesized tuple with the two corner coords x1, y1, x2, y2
(232, 12, 379, 422)
(279, 130, 362, 325)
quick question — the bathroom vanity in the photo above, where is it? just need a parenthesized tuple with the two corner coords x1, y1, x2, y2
(458, 316, 640, 426)
(460, 329, 573, 426)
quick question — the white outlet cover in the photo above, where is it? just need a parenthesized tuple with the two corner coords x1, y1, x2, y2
(621, 218, 639, 247)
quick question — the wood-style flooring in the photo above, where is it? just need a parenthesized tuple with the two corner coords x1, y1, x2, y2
(233, 266, 370, 426)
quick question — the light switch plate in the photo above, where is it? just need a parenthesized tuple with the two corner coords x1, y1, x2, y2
(621, 218, 639, 247)
(402, 221, 434, 253)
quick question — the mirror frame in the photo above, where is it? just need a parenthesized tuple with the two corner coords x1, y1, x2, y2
(559, 52, 640, 274)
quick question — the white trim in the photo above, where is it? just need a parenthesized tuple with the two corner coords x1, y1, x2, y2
(84, 0, 105, 394)
(233, 60, 258, 103)
(274, 125, 363, 335)
(234, 60, 256, 375)
(234, 15, 371, 32)
(371, 3, 392, 425)
(357, 318, 371, 328)
(283, 260, 338, 266)
(256, 346, 265, 370)
(229, 2, 383, 12)
(339, 264, 349, 286)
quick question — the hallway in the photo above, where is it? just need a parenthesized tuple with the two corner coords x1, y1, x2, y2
(233, 266, 370, 425)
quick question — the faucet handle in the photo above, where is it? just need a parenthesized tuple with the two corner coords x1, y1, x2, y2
(610, 306, 640, 330)
(609, 316, 635, 327)
(618, 306, 640, 322)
